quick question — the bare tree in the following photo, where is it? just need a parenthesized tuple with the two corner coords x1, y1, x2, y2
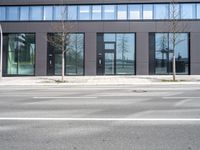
(47, 5, 73, 82)
(169, 0, 188, 81)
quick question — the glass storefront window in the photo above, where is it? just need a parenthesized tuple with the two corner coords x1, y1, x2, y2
(68, 6, 77, 20)
(5, 34, 35, 75)
(181, 4, 196, 19)
(116, 34, 135, 75)
(44, 6, 53, 20)
(0, 7, 6, 21)
(154, 33, 189, 75)
(20, 7, 29, 20)
(92, 5, 102, 20)
(143, 5, 153, 19)
(154, 4, 169, 19)
(47, 33, 84, 75)
(54, 6, 67, 20)
(30, 6, 43, 20)
(128, 5, 142, 20)
(79, 6, 91, 20)
(103, 5, 116, 20)
(117, 5, 127, 20)
(7, 7, 19, 21)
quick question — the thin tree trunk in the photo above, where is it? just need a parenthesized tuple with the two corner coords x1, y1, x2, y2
(173, 54, 176, 81)
(62, 51, 65, 82)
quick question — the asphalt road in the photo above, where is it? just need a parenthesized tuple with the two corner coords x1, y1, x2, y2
(0, 84, 200, 150)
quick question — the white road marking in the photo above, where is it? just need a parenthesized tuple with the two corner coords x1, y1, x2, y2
(33, 97, 97, 99)
(0, 118, 200, 121)
(175, 99, 193, 106)
(163, 97, 200, 99)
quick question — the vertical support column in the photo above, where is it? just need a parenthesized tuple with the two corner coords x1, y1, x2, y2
(35, 32, 47, 76)
(136, 32, 149, 75)
(84, 32, 96, 75)
(190, 32, 200, 75)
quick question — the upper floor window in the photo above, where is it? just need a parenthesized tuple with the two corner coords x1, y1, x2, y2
(103, 5, 116, 20)
(7, 7, 19, 21)
(54, 6, 67, 20)
(20, 7, 29, 20)
(44, 6, 53, 20)
(197, 4, 200, 19)
(79, 6, 91, 20)
(128, 5, 142, 20)
(30, 6, 43, 20)
(154, 4, 169, 19)
(68, 6, 77, 20)
(181, 4, 196, 19)
(117, 5, 127, 20)
(92, 5, 102, 20)
(143, 5, 153, 19)
(0, 7, 6, 21)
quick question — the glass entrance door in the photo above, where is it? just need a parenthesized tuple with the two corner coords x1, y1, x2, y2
(105, 53, 115, 75)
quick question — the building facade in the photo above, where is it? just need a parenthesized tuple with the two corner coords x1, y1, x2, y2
(0, 0, 200, 76)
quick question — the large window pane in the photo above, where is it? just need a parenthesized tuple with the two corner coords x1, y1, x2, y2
(6, 34, 35, 75)
(20, 7, 29, 21)
(143, 5, 153, 19)
(44, 6, 53, 20)
(79, 6, 91, 20)
(128, 5, 142, 20)
(116, 34, 135, 75)
(66, 34, 84, 75)
(30, 6, 43, 20)
(0, 7, 6, 21)
(68, 6, 77, 20)
(117, 5, 127, 20)
(92, 5, 102, 20)
(197, 4, 200, 19)
(154, 33, 189, 75)
(103, 5, 116, 20)
(54, 6, 67, 20)
(181, 4, 196, 19)
(154, 4, 169, 19)
(7, 7, 19, 21)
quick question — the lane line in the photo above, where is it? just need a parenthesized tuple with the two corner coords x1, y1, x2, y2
(163, 97, 200, 99)
(175, 99, 193, 106)
(0, 118, 200, 121)
(33, 97, 97, 99)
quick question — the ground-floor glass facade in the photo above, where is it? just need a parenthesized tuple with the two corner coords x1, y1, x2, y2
(47, 33, 84, 76)
(3, 33, 35, 76)
(149, 33, 189, 75)
(97, 33, 135, 75)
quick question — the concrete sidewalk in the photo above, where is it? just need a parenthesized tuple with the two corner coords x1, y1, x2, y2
(0, 75, 200, 85)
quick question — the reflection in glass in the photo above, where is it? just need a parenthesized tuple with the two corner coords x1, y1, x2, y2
(143, 5, 153, 19)
(104, 34, 116, 42)
(116, 34, 135, 75)
(117, 5, 127, 20)
(30, 6, 43, 20)
(7, 7, 19, 21)
(103, 5, 116, 20)
(6, 34, 35, 75)
(105, 53, 114, 75)
(49, 33, 84, 75)
(181, 4, 196, 19)
(79, 6, 91, 20)
(128, 5, 142, 19)
(44, 6, 53, 20)
(20, 7, 29, 20)
(0, 7, 6, 21)
(155, 33, 189, 75)
(68, 6, 77, 20)
(92, 5, 102, 20)
(169, 4, 180, 19)
(154, 4, 169, 19)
